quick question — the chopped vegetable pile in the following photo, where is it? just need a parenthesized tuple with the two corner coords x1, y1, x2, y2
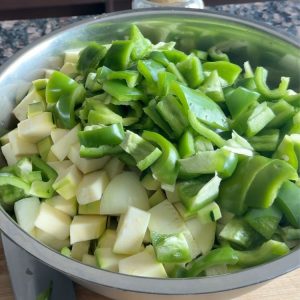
(1, 24, 300, 278)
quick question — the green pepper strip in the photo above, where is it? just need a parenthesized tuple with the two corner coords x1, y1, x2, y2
(254, 67, 290, 100)
(276, 180, 300, 228)
(207, 46, 229, 62)
(137, 59, 165, 84)
(281, 227, 300, 240)
(102, 80, 144, 102)
(104, 40, 134, 71)
(130, 24, 152, 61)
(78, 123, 125, 148)
(157, 71, 177, 97)
(142, 130, 179, 191)
(199, 70, 224, 103)
(178, 130, 195, 158)
(248, 129, 279, 152)
(246, 159, 298, 209)
(156, 95, 188, 139)
(267, 100, 295, 129)
(80, 145, 122, 159)
(178, 247, 238, 278)
(235, 240, 289, 268)
(173, 82, 229, 131)
(120, 130, 162, 171)
(77, 42, 107, 76)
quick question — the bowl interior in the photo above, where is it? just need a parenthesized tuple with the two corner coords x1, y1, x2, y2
(0, 9, 299, 295)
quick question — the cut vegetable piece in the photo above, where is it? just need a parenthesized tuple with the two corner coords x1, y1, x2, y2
(27, 101, 45, 118)
(60, 62, 77, 77)
(70, 215, 107, 244)
(141, 173, 160, 191)
(82, 254, 97, 267)
(45, 195, 77, 217)
(97, 229, 117, 248)
(148, 200, 186, 234)
(1, 143, 18, 165)
(120, 131, 162, 171)
(13, 89, 44, 121)
(95, 248, 127, 272)
(53, 165, 82, 200)
(50, 128, 69, 143)
(61, 246, 71, 257)
(197, 202, 222, 224)
(104, 157, 124, 180)
(37, 136, 53, 161)
(178, 130, 195, 159)
(71, 241, 90, 260)
(248, 129, 280, 152)
(185, 218, 216, 255)
(100, 172, 149, 215)
(118, 247, 167, 278)
(79, 201, 101, 215)
(178, 174, 221, 212)
(219, 218, 262, 249)
(76, 171, 108, 205)
(51, 124, 80, 161)
(235, 240, 289, 267)
(276, 181, 300, 228)
(35, 202, 71, 240)
(245, 206, 282, 239)
(149, 189, 165, 207)
(14, 197, 40, 233)
(246, 159, 297, 208)
(113, 206, 150, 255)
(8, 129, 38, 156)
(199, 70, 224, 103)
(34, 228, 70, 251)
(151, 231, 191, 263)
(174, 202, 197, 221)
(267, 100, 295, 129)
(68, 143, 109, 174)
(47, 160, 73, 175)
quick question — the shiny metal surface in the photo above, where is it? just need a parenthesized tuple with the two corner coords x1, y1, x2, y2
(0, 8, 300, 299)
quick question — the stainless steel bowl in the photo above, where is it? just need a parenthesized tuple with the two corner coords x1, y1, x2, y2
(0, 9, 300, 300)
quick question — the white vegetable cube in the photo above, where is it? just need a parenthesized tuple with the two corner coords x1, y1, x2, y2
(60, 62, 77, 77)
(104, 157, 124, 179)
(34, 202, 72, 240)
(51, 128, 69, 143)
(51, 124, 80, 161)
(13, 89, 44, 121)
(70, 215, 107, 244)
(113, 206, 150, 255)
(17, 112, 55, 143)
(82, 254, 97, 267)
(100, 172, 149, 215)
(45, 195, 77, 217)
(95, 248, 127, 272)
(78, 201, 101, 215)
(34, 228, 70, 251)
(48, 160, 73, 175)
(148, 200, 186, 234)
(97, 229, 117, 248)
(76, 171, 109, 205)
(14, 197, 40, 233)
(8, 129, 38, 156)
(53, 165, 82, 200)
(71, 241, 90, 260)
(119, 247, 167, 278)
(68, 143, 110, 174)
(1, 143, 18, 165)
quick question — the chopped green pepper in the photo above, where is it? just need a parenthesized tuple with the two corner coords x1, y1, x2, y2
(178, 130, 195, 158)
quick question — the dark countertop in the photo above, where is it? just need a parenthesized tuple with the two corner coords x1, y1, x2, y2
(0, 0, 299, 66)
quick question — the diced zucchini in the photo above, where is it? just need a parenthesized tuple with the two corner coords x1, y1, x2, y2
(141, 173, 161, 191)
(118, 247, 167, 278)
(79, 201, 101, 215)
(14, 197, 40, 233)
(149, 188, 165, 207)
(82, 254, 97, 267)
(68, 143, 109, 174)
(13, 89, 44, 121)
(97, 229, 117, 248)
(45, 195, 77, 217)
(27, 101, 45, 118)
(37, 136, 53, 161)
(34, 228, 70, 251)
(1, 143, 19, 165)
(64, 49, 81, 64)
(8, 129, 38, 156)
(103, 157, 124, 179)
(50, 128, 69, 143)
(100, 172, 149, 215)
(0, 133, 9, 145)
(174, 202, 197, 221)
(165, 186, 181, 203)
(71, 241, 90, 260)
(51, 124, 81, 161)
(113, 206, 151, 255)
(185, 218, 216, 255)
(148, 200, 186, 234)
(70, 215, 107, 244)
(76, 170, 109, 205)
(53, 165, 82, 200)
(47, 160, 73, 175)
(60, 62, 77, 77)
(34, 202, 72, 240)
(17, 112, 55, 143)
(95, 248, 127, 272)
